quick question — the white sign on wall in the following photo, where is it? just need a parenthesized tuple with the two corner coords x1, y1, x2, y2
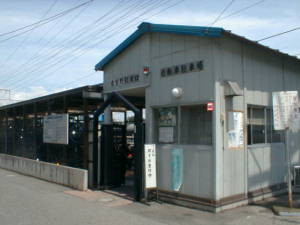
(228, 111, 244, 149)
(159, 127, 174, 143)
(272, 91, 299, 131)
(144, 144, 157, 189)
(43, 114, 69, 145)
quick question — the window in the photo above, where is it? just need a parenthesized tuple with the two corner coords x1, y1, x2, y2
(154, 104, 213, 145)
(247, 106, 283, 145)
(180, 105, 212, 145)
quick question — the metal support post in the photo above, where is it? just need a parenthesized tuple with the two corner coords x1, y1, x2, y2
(285, 128, 293, 208)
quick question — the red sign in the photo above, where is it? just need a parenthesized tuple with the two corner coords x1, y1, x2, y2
(207, 102, 214, 111)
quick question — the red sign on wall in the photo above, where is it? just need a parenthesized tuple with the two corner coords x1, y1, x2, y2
(207, 102, 214, 111)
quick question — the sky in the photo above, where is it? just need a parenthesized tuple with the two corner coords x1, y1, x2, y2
(0, 0, 299, 105)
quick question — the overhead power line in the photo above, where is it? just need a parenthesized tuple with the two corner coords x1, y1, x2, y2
(257, 26, 300, 42)
(3, 0, 141, 87)
(210, 0, 235, 26)
(1, 0, 129, 85)
(0, 0, 59, 73)
(11, 0, 169, 89)
(12, 0, 182, 90)
(0, 0, 94, 43)
(53, 0, 184, 90)
(217, 0, 266, 22)
(0, 0, 91, 77)
(56, 71, 97, 88)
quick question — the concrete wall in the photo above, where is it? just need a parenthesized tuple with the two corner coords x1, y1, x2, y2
(0, 154, 88, 191)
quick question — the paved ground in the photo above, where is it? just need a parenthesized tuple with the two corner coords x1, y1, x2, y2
(0, 168, 299, 225)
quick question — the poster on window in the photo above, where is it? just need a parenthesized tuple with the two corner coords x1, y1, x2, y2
(158, 107, 176, 126)
(228, 111, 244, 150)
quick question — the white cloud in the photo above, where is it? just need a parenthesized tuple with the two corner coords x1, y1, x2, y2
(0, 86, 70, 106)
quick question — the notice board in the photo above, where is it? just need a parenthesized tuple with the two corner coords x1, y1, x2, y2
(272, 91, 299, 131)
(43, 114, 69, 145)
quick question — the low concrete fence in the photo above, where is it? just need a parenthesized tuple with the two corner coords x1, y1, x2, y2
(0, 154, 88, 191)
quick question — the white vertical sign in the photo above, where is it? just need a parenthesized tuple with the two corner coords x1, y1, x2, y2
(144, 144, 157, 189)
(272, 91, 299, 130)
(43, 114, 69, 145)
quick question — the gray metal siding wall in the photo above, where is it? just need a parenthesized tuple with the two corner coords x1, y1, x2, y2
(103, 34, 151, 93)
(215, 36, 300, 199)
(102, 32, 216, 199)
(156, 144, 213, 198)
(213, 37, 246, 199)
(147, 33, 216, 199)
(148, 33, 215, 106)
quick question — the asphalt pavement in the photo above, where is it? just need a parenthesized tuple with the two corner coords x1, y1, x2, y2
(0, 168, 299, 225)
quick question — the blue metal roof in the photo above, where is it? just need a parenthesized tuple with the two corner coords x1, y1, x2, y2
(95, 22, 223, 71)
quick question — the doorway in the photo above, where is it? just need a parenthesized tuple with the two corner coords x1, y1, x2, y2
(93, 92, 145, 201)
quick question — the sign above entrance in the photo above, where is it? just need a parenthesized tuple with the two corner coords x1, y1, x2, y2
(110, 74, 140, 87)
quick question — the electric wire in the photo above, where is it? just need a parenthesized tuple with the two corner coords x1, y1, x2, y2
(210, 0, 235, 26)
(12, 0, 178, 90)
(56, 71, 97, 89)
(0, 1, 91, 78)
(0, 0, 59, 72)
(54, 0, 184, 90)
(0, 0, 94, 43)
(257, 26, 300, 42)
(17, 0, 182, 90)
(10, 0, 166, 89)
(1, 0, 130, 84)
(217, 0, 266, 23)
(1, 0, 129, 85)
(6, 0, 157, 87)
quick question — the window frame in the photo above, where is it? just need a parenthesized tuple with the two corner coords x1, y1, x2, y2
(153, 102, 213, 146)
(247, 105, 283, 146)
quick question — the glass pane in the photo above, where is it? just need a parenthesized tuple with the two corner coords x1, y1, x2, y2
(270, 108, 283, 143)
(180, 105, 212, 145)
(266, 109, 272, 143)
(247, 124, 252, 145)
(252, 125, 265, 144)
(251, 107, 265, 144)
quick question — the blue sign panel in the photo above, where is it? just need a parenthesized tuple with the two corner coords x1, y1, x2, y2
(171, 148, 184, 191)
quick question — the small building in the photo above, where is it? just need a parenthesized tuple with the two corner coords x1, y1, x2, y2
(94, 22, 300, 212)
